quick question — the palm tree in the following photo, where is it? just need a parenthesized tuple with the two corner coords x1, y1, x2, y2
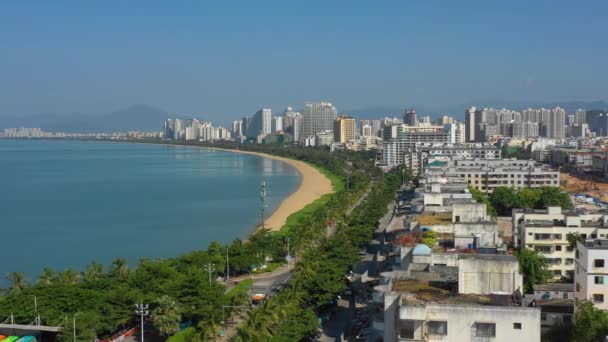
(38, 267, 55, 285)
(150, 295, 181, 336)
(83, 262, 103, 282)
(56, 269, 80, 285)
(6, 272, 27, 294)
(111, 258, 129, 280)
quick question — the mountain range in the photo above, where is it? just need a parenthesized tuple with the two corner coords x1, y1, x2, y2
(2, 100, 607, 133)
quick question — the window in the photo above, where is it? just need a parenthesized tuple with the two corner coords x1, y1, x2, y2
(563, 292, 569, 299)
(576, 283, 581, 292)
(595, 259, 605, 268)
(592, 234, 598, 239)
(576, 250, 580, 258)
(541, 313, 547, 321)
(556, 245, 562, 251)
(428, 321, 448, 336)
(595, 276, 604, 284)
(474, 323, 496, 337)
(455, 216, 460, 223)
(400, 320, 415, 339)
(594, 294, 604, 303)
(513, 322, 522, 330)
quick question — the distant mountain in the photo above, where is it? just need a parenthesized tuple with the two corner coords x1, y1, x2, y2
(346, 100, 608, 122)
(0, 105, 173, 132)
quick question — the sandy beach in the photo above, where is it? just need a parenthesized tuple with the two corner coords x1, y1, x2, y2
(209, 147, 334, 231)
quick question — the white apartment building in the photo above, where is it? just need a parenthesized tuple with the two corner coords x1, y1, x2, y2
(514, 207, 608, 279)
(403, 143, 501, 176)
(382, 124, 450, 167)
(575, 239, 608, 311)
(376, 248, 539, 342)
(440, 158, 559, 193)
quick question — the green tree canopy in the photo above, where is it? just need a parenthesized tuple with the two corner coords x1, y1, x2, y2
(491, 187, 519, 216)
(573, 300, 608, 342)
(539, 187, 572, 209)
(516, 248, 550, 293)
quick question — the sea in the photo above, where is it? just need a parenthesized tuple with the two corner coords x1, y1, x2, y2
(0, 140, 300, 279)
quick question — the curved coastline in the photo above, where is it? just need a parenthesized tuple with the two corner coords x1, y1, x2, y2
(206, 147, 334, 231)
(103, 140, 335, 232)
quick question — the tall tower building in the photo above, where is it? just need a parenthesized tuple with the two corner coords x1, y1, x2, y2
(334, 115, 356, 143)
(301, 102, 337, 139)
(465, 107, 477, 142)
(404, 108, 417, 126)
(246, 108, 272, 139)
(163, 119, 175, 140)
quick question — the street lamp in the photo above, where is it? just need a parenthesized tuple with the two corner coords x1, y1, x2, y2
(73, 312, 81, 342)
(203, 262, 216, 285)
(31, 295, 40, 326)
(134, 304, 149, 342)
(286, 238, 292, 266)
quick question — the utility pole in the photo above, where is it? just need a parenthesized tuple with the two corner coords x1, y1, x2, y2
(226, 247, 230, 281)
(73, 313, 81, 342)
(134, 304, 149, 342)
(260, 181, 267, 229)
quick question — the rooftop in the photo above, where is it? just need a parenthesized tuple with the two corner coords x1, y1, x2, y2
(416, 213, 452, 225)
(581, 239, 608, 250)
(393, 279, 515, 307)
(533, 283, 574, 293)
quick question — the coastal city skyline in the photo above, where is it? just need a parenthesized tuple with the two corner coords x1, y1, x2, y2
(1, 1, 608, 123)
(4, 1, 608, 342)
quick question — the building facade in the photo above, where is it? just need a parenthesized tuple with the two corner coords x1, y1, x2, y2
(333, 115, 356, 143)
(300, 102, 337, 140)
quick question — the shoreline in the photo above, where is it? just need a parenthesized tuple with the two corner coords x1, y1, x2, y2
(201, 146, 334, 231)
(6, 138, 335, 233)
(81, 139, 335, 232)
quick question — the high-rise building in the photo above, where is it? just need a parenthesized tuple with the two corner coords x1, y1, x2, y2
(272, 116, 283, 132)
(282, 106, 303, 142)
(301, 102, 337, 139)
(174, 119, 184, 140)
(576, 109, 587, 125)
(545, 107, 566, 139)
(163, 119, 175, 140)
(246, 108, 272, 139)
(362, 124, 373, 137)
(333, 115, 356, 143)
(232, 120, 243, 137)
(465, 107, 479, 142)
(403, 108, 417, 126)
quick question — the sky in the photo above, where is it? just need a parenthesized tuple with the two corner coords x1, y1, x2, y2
(0, 0, 607, 122)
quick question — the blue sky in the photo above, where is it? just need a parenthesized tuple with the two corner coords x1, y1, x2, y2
(0, 0, 606, 121)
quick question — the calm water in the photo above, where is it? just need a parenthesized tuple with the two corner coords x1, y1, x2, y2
(0, 140, 300, 279)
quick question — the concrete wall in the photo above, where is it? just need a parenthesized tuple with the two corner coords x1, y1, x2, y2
(457, 256, 523, 294)
(452, 202, 488, 223)
(398, 304, 540, 342)
(454, 222, 502, 248)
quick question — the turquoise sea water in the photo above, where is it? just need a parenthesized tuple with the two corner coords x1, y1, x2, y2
(0, 140, 300, 279)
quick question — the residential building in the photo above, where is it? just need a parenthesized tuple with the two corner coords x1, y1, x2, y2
(514, 207, 608, 279)
(282, 107, 303, 142)
(333, 115, 356, 143)
(246, 108, 272, 140)
(575, 239, 608, 311)
(272, 116, 283, 133)
(314, 130, 334, 146)
(403, 143, 501, 176)
(300, 101, 337, 140)
(382, 124, 450, 167)
(375, 247, 539, 342)
(440, 158, 559, 194)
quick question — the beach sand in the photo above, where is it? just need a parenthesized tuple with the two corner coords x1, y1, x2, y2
(209, 148, 334, 231)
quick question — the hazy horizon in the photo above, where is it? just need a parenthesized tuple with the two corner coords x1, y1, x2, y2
(1, 1, 607, 125)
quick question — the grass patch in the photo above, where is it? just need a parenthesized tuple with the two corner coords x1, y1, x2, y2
(416, 213, 452, 225)
(281, 164, 344, 230)
(167, 327, 195, 342)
